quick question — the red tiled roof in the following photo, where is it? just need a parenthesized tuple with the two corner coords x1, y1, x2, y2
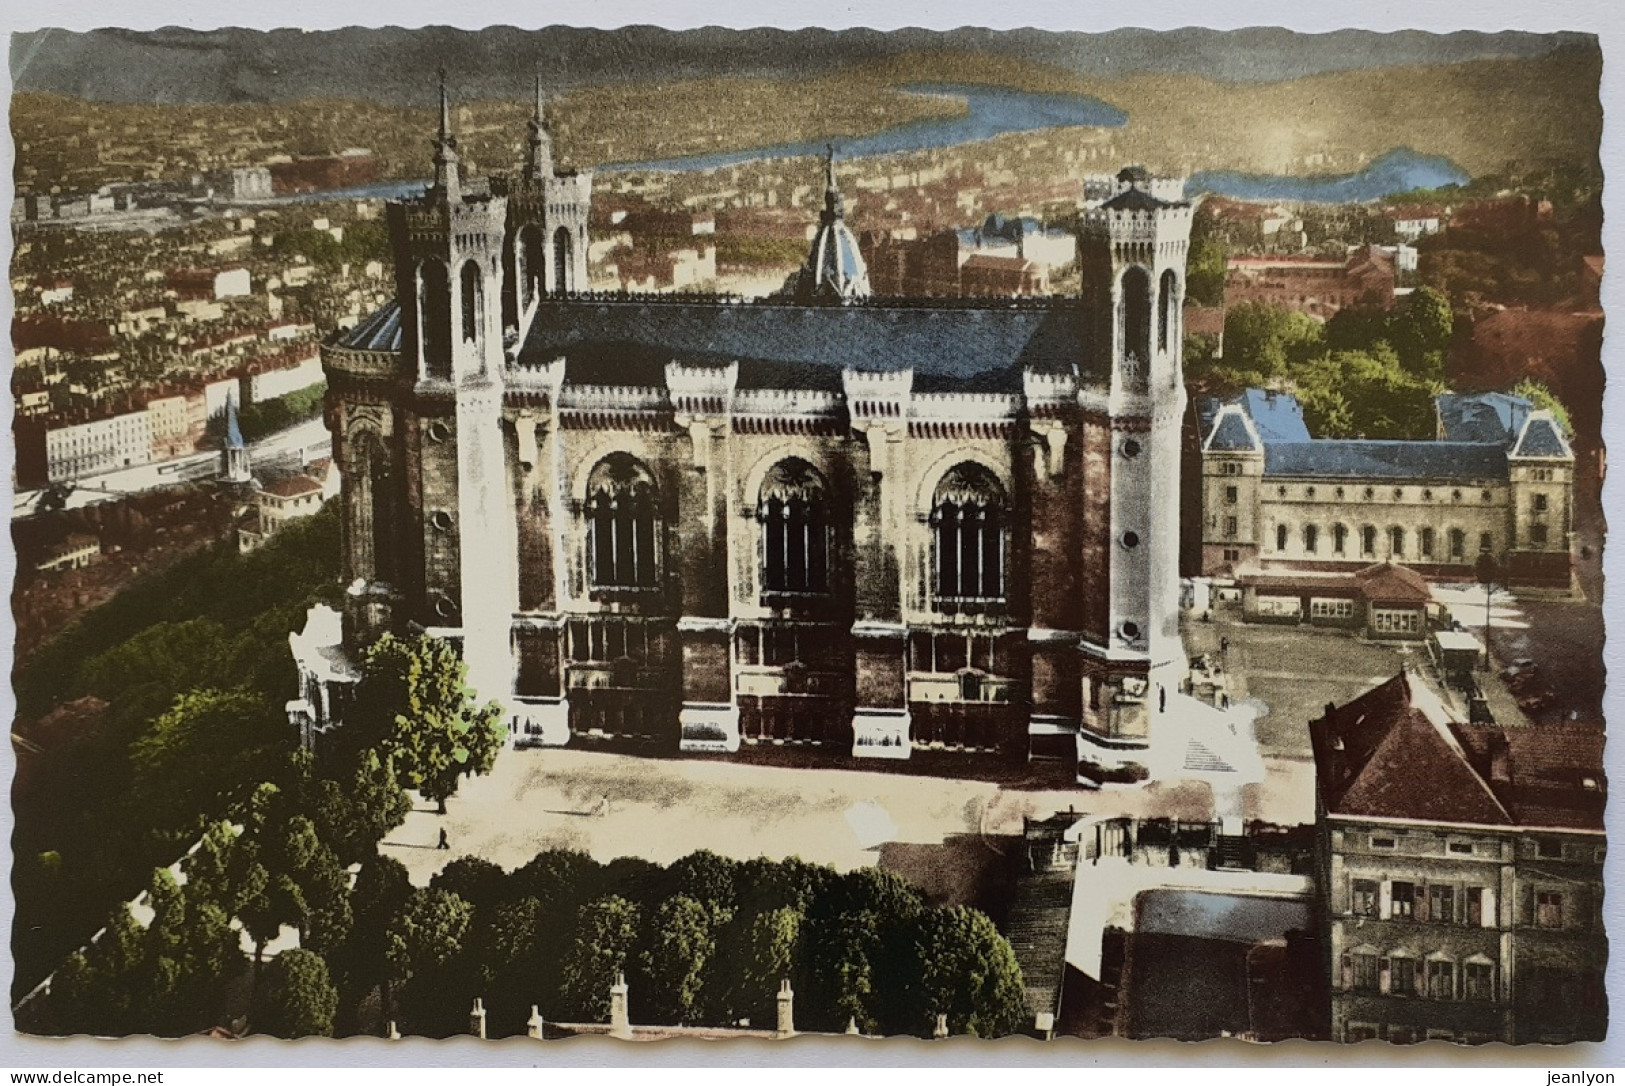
(1310, 672, 1513, 826)
(260, 474, 324, 498)
(1353, 561, 1432, 604)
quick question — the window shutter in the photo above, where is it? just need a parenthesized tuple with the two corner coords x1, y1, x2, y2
(1415, 883, 1429, 923)
(1379, 957, 1392, 995)
(1520, 882, 1535, 926)
(1481, 887, 1496, 929)
(1379, 880, 1392, 920)
(1341, 953, 1353, 990)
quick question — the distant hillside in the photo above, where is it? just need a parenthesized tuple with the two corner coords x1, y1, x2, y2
(9, 25, 1594, 106)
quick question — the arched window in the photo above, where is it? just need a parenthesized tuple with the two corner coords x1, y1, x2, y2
(1332, 523, 1348, 555)
(1303, 524, 1319, 554)
(1120, 266, 1152, 384)
(931, 464, 1007, 603)
(1389, 526, 1405, 558)
(419, 260, 451, 380)
(1449, 528, 1465, 560)
(521, 224, 545, 310)
(553, 226, 573, 295)
(1361, 526, 1377, 557)
(1420, 527, 1436, 559)
(1276, 523, 1289, 552)
(1158, 268, 1178, 351)
(758, 459, 829, 595)
(585, 454, 658, 590)
(459, 260, 483, 343)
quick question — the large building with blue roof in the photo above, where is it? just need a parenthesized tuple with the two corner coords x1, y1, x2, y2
(1199, 389, 1574, 593)
(289, 80, 1209, 778)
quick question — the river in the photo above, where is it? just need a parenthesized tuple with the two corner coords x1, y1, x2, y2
(256, 84, 1469, 206)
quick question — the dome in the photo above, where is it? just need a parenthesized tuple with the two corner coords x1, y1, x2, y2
(802, 217, 870, 302)
(795, 147, 870, 303)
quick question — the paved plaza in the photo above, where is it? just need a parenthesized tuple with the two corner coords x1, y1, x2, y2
(381, 746, 1270, 886)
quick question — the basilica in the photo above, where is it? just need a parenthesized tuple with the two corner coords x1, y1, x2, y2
(290, 78, 1220, 777)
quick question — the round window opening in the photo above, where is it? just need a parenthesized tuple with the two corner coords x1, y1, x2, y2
(430, 510, 453, 531)
(1121, 438, 1142, 458)
(1120, 621, 1141, 640)
(426, 420, 451, 443)
(1121, 531, 1140, 549)
(1363, 487, 1375, 500)
(1393, 488, 1404, 500)
(433, 595, 458, 620)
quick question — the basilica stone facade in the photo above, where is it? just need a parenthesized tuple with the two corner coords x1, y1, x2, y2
(291, 84, 1203, 773)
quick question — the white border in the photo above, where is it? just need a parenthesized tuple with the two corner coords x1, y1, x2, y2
(2, 0, 1620, 1071)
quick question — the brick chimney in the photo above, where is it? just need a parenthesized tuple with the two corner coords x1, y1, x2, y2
(933, 1012, 949, 1039)
(386, 1020, 401, 1040)
(845, 1016, 860, 1036)
(527, 1005, 545, 1040)
(609, 973, 632, 1040)
(775, 978, 795, 1038)
(469, 996, 486, 1039)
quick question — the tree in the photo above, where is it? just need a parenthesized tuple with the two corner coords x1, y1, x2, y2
(1222, 301, 1326, 381)
(636, 894, 715, 1025)
(349, 634, 505, 814)
(1390, 286, 1453, 380)
(252, 949, 338, 1038)
(906, 906, 1028, 1038)
(128, 687, 290, 842)
(384, 887, 477, 1036)
(557, 895, 642, 1022)
(668, 850, 740, 918)
(430, 856, 510, 911)
(1512, 378, 1575, 435)
(1292, 348, 1437, 440)
(306, 748, 411, 867)
(712, 904, 803, 1026)
(1185, 223, 1229, 307)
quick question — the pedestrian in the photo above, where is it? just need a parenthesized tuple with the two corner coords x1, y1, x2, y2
(437, 826, 449, 850)
(597, 794, 611, 818)
(1220, 636, 1230, 655)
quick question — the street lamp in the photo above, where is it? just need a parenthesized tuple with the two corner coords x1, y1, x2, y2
(1474, 552, 1500, 672)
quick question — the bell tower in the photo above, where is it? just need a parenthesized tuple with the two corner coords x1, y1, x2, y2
(1076, 166, 1193, 752)
(501, 74, 593, 336)
(382, 71, 519, 710)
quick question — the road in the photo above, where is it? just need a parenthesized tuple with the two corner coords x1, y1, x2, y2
(12, 415, 332, 520)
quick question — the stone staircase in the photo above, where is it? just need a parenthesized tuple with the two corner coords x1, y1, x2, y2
(1004, 865, 1077, 1024)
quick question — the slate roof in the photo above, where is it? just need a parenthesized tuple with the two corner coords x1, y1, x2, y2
(516, 297, 1098, 391)
(1237, 389, 1311, 442)
(1101, 187, 1176, 212)
(335, 301, 404, 352)
(1511, 415, 1572, 459)
(1205, 408, 1260, 452)
(1263, 440, 1508, 481)
(1310, 672, 1513, 826)
(1435, 391, 1530, 445)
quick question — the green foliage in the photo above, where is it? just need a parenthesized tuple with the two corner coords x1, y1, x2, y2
(712, 904, 804, 1026)
(230, 383, 328, 444)
(1389, 286, 1453, 380)
(344, 634, 505, 813)
(1511, 378, 1575, 435)
(129, 688, 291, 842)
(714, 235, 809, 269)
(557, 895, 642, 1021)
(45, 871, 243, 1038)
(1220, 301, 1326, 383)
(386, 888, 474, 986)
(430, 857, 510, 911)
(905, 906, 1028, 1038)
(304, 749, 412, 868)
(270, 220, 390, 273)
(1292, 348, 1439, 439)
(1185, 219, 1229, 307)
(253, 948, 339, 1038)
(636, 894, 716, 1025)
